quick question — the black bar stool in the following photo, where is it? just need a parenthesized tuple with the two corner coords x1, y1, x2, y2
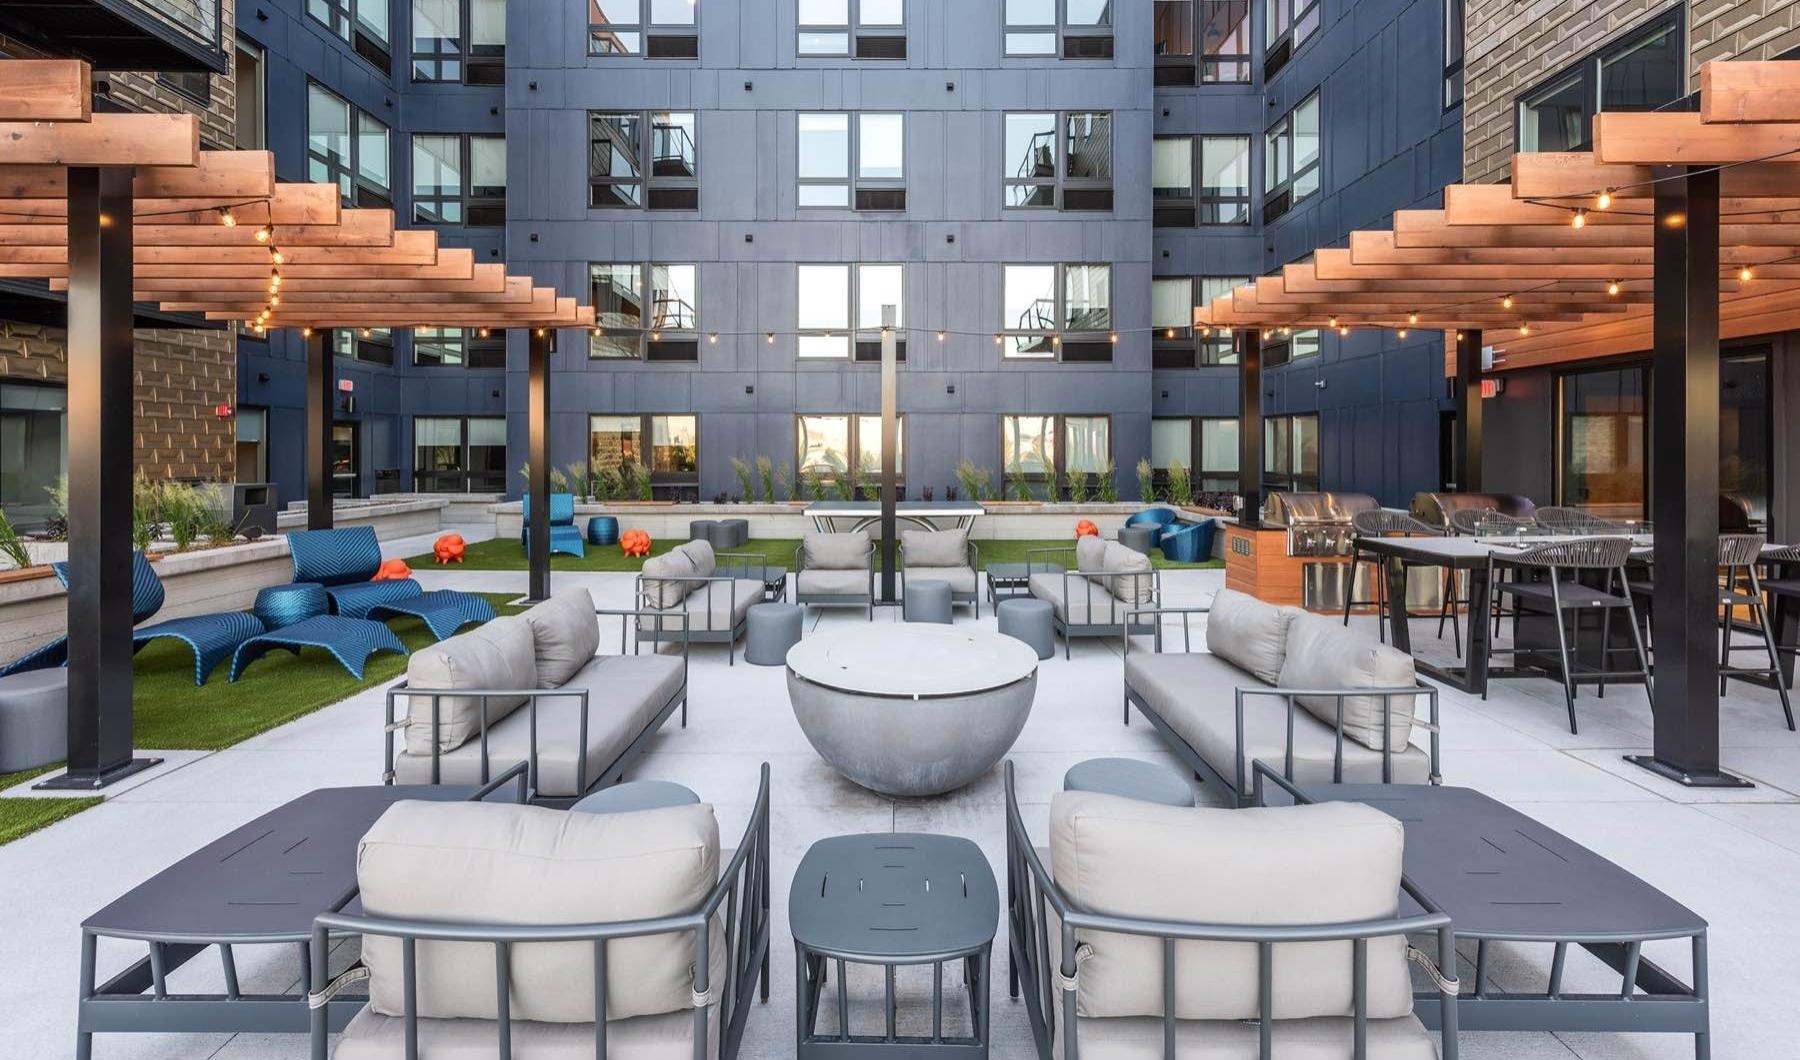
(1341, 509, 1442, 643)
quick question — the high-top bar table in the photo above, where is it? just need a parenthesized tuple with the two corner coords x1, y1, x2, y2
(804, 500, 986, 534)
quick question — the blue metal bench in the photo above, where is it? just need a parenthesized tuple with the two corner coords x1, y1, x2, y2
(228, 615, 408, 682)
(286, 526, 424, 619)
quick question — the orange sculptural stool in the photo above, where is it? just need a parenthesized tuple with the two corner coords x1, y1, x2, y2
(432, 534, 466, 564)
(620, 529, 653, 557)
(1075, 519, 1100, 539)
(372, 558, 414, 581)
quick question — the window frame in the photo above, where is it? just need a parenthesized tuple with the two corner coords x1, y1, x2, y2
(412, 326, 506, 368)
(412, 132, 505, 227)
(1154, 0, 1251, 85)
(307, 0, 393, 72)
(1002, 0, 1115, 59)
(1151, 415, 1241, 493)
(999, 413, 1112, 495)
(307, 81, 392, 209)
(1153, 275, 1248, 368)
(588, 0, 700, 58)
(1263, 0, 1320, 79)
(413, 414, 507, 493)
(1263, 91, 1319, 224)
(795, 263, 908, 361)
(1443, 0, 1464, 110)
(1263, 412, 1321, 493)
(1001, 263, 1113, 362)
(588, 262, 701, 362)
(1002, 110, 1114, 212)
(234, 35, 266, 151)
(589, 412, 700, 499)
(797, 0, 907, 58)
(588, 109, 698, 211)
(1154, 134, 1251, 228)
(332, 327, 395, 366)
(1513, 9, 1684, 154)
(797, 111, 907, 211)
(796, 413, 906, 487)
(411, 0, 507, 84)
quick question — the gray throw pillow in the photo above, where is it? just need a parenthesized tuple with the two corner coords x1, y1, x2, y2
(1204, 588, 1295, 684)
(902, 529, 967, 568)
(1277, 614, 1418, 753)
(805, 531, 872, 570)
(640, 548, 695, 608)
(1101, 540, 1154, 604)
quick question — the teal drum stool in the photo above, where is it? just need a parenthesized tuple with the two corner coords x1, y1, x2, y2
(587, 515, 620, 546)
(253, 583, 329, 630)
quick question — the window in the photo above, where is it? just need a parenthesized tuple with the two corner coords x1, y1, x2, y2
(1152, 417, 1240, 492)
(1154, 1, 1250, 84)
(1004, 0, 1113, 58)
(1264, 0, 1319, 78)
(1444, 0, 1464, 109)
(234, 37, 266, 151)
(797, 112, 906, 210)
(1262, 328, 1320, 367)
(1154, 276, 1247, 367)
(1000, 414, 1110, 497)
(0, 382, 67, 533)
(798, 0, 906, 58)
(413, 134, 505, 226)
(798, 415, 903, 486)
(589, 111, 697, 210)
(795, 264, 905, 360)
(1264, 413, 1320, 492)
(308, 0, 392, 71)
(1001, 264, 1112, 361)
(333, 328, 394, 365)
(1263, 92, 1319, 223)
(1153, 135, 1250, 227)
(590, 413, 699, 497)
(413, 327, 505, 367)
(308, 83, 391, 207)
(414, 416, 505, 493)
(1003, 111, 1113, 211)
(1516, 12, 1681, 153)
(589, 0, 699, 57)
(589, 263, 699, 360)
(1557, 366, 1646, 518)
(412, 0, 506, 83)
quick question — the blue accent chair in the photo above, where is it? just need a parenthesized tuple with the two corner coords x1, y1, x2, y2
(521, 492, 586, 558)
(1160, 519, 1217, 563)
(228, 615, 409, 682)
(287, 526, 424, 620)
(1124, 506, 1181, 548)
(0, 552, 267, 686)
(366, 590, 498, 641)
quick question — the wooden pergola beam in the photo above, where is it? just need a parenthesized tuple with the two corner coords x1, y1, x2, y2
(1594, 111, 1800, 166)
(0, 60, 91, 122)
(0, 153, 276, 200)
(1700, 61, 1800, 125)
(1510, 152, 1800, 201)
(0, 113, 199, 167)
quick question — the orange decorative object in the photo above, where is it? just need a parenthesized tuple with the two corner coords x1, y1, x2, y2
(372, 558, 413, 581)
(432, 534, 466, 565)
(620, 529, 653, 557)
(1075, 520, 1100, 539)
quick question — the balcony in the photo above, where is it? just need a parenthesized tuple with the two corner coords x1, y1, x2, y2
(0, 0, 227, 74)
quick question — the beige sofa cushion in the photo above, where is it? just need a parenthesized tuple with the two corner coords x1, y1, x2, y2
(640, 548, 696, 608)
(1049, 791, 1412, 1022)
(1278, 614, 1418, 753)
(1075, 533, 1107, 573)
(1204, 588, 1296, 684)
(1054, 1013, 1440, 1060)
(804, 531, 872, 570)
(797, 568, 871, 597)
(672, 578, 764, 633)
(358, 799, 720, 1024)
(403, 616, 539, 754)
(905, 566, 978, 594)
(335, 1005, 718, 1060)
(902, 528, 967, 568)
(522, 588, 600, 687)
(1029, 572, 1131, 625)
(675, 539, 716, 579)
(1102, 540, 1154, 605)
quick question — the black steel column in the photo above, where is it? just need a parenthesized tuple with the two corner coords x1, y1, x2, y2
(41, 167, 158, 789)
(305, 329, 333, 530)
(878, 306, 898, 603)
(1455, 328, 1484, 492)
(1237, 329, 1263, 524)
(526, 327, 551, 602)
(1628, 166, 1747, 787)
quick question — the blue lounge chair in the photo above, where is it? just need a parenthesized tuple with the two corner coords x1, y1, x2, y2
(228, 615, 408, 682)
(1124, 506, 1181, 548)
(1159, 518, 1216, 563)
(366, 590, 497, 641)
(520, 492, 586, 558)
(1, 552, 265, 686)
(286, 526, 423, 619)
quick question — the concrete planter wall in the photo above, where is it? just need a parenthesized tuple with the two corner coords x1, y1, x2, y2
(276, 496, 449, 540)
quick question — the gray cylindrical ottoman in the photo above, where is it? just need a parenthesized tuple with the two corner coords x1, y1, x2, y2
(0, 668, 68, 773)
(570, 780, 701, 816)
(996, 597, 1055, 660)
(746, 602, 804, 666)
(719, 518, 750, 549)
(1064, 757, 1194, 807)
(1117, 524, 1156, 554)
(904, 579, 953, 624)
(689, 519, 719, 543)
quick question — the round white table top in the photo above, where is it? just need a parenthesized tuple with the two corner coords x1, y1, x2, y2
(786, 623, 1039, 697)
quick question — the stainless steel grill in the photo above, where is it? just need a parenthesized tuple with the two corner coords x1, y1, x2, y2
(1263, 491, 1381, 557)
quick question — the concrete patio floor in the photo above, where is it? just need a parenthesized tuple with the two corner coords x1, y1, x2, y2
(4, 560, 1797, 1058)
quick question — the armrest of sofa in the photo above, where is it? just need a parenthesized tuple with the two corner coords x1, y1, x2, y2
(633, 573, 744, 616)
(1024, 546, 1072, 575)
(1121, 603, 1211, 657)
(595, 607, 692, 660)
(384, 681, 592, 798)
(1231, 682, 1442, 795)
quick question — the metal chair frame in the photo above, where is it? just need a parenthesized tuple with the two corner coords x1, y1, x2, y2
(792, 541, 878, 619)
(1341, 510, 1442, 646)
(1442, 507, 1539, 652)
(898, 536, 983, 617)
(635, 551, 768, 664)
(1026, 546, 1161, 659)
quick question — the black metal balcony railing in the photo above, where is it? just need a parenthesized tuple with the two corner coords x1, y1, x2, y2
(0, 0, 227, 74)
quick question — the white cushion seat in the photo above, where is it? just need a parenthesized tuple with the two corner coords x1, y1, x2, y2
(667, 578, 764, 633)
(1028, 572, 1133, 625)
(796, 568, 871, 596)
(334, 1005, 714, 1060)
(904, 566, 978, 594)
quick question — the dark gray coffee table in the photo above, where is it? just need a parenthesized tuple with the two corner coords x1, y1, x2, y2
(1260, 772, 1711, 1057)
(985, 562, 1032, 603)
(75, 769, 524, 1059)
(791, 833, 998, 1057)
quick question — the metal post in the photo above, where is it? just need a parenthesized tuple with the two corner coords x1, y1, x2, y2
(305, 329, 333, 530)
(39, 167, 159, 789)
(879, 305, 898, 604)
(526, 327, 552, 603)
(1455, 328, 1483, 492)
(1237, 329, 1263, 525)
(1628, 166, 1748, 787)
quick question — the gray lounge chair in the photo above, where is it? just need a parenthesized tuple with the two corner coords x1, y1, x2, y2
(1027, 536, 1160, 658)
(793, 531, 876, 618)
(899, 528, 981, 617)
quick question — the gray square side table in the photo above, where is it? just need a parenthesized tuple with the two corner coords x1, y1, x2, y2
(791, 833, 998, 1057)
(984, 563, 1033, 604)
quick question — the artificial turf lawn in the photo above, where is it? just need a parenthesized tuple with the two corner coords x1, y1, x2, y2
(410, 536, 1224, 573)
(0, 796, 102, 845)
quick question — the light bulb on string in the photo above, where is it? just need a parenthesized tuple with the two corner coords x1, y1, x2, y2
(218, 208, 237, 227)
(1596, 189, 1613, 210)
(255, 225, 273, 243)
(1570, 208, 1586, 229)
(1607, 280, 1621, 296)
(1740, 266, 1755, 282)
(1501, 295, 1514, 309)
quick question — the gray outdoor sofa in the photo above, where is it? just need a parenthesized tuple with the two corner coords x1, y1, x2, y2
(1004, 762, 1460, 1060)
(794, 531, 877, 617)
(384, 587, 688, 803)
(898, 527, 981, 616)
(636, 538, 766, 664)
(308, 764, 772, 1060)
(1124, 588, 1441, 807)
(1028, 535, 1161, 658)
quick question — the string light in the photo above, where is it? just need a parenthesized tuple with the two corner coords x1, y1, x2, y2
(1739, 266, 1755, 282)
(1570, 208, 1586, 229)
(361, 327, 372, 338)
(1328, 316, 1339, 328)
(1109, 332, 1118, 344)
(994, 333, 1003, 345)
(1051, 335, 1061, 346)
(1517, 323, 1531, 336)
(936, 330, 946, 342)
(1165, 328, 1176, 339)
(270, 248, 284, 265)
(478, 328, 491, 338)
(766, 332, 776, 344)
(1500, 295, 1514, 309)
(1397, 328, 1408, 339)
(268, 294, 280, 306)
(1407, 312, 1419, 325)
(1199, 327, 1211, 338)
(1262, 329, 1272, 339)
(301, 327, 313, 337)
(1596, 189, 1613, 210)
(217, 208, 237, 227)
(1607, 280, 1621, 296)
(1337, 326, 1349, 337)
(255, 225, 273, 243)
(707, 332, 718, 343)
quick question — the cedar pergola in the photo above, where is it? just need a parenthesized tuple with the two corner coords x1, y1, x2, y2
(1198, 59, 1800, 788)
(0, 59, 588, 787)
